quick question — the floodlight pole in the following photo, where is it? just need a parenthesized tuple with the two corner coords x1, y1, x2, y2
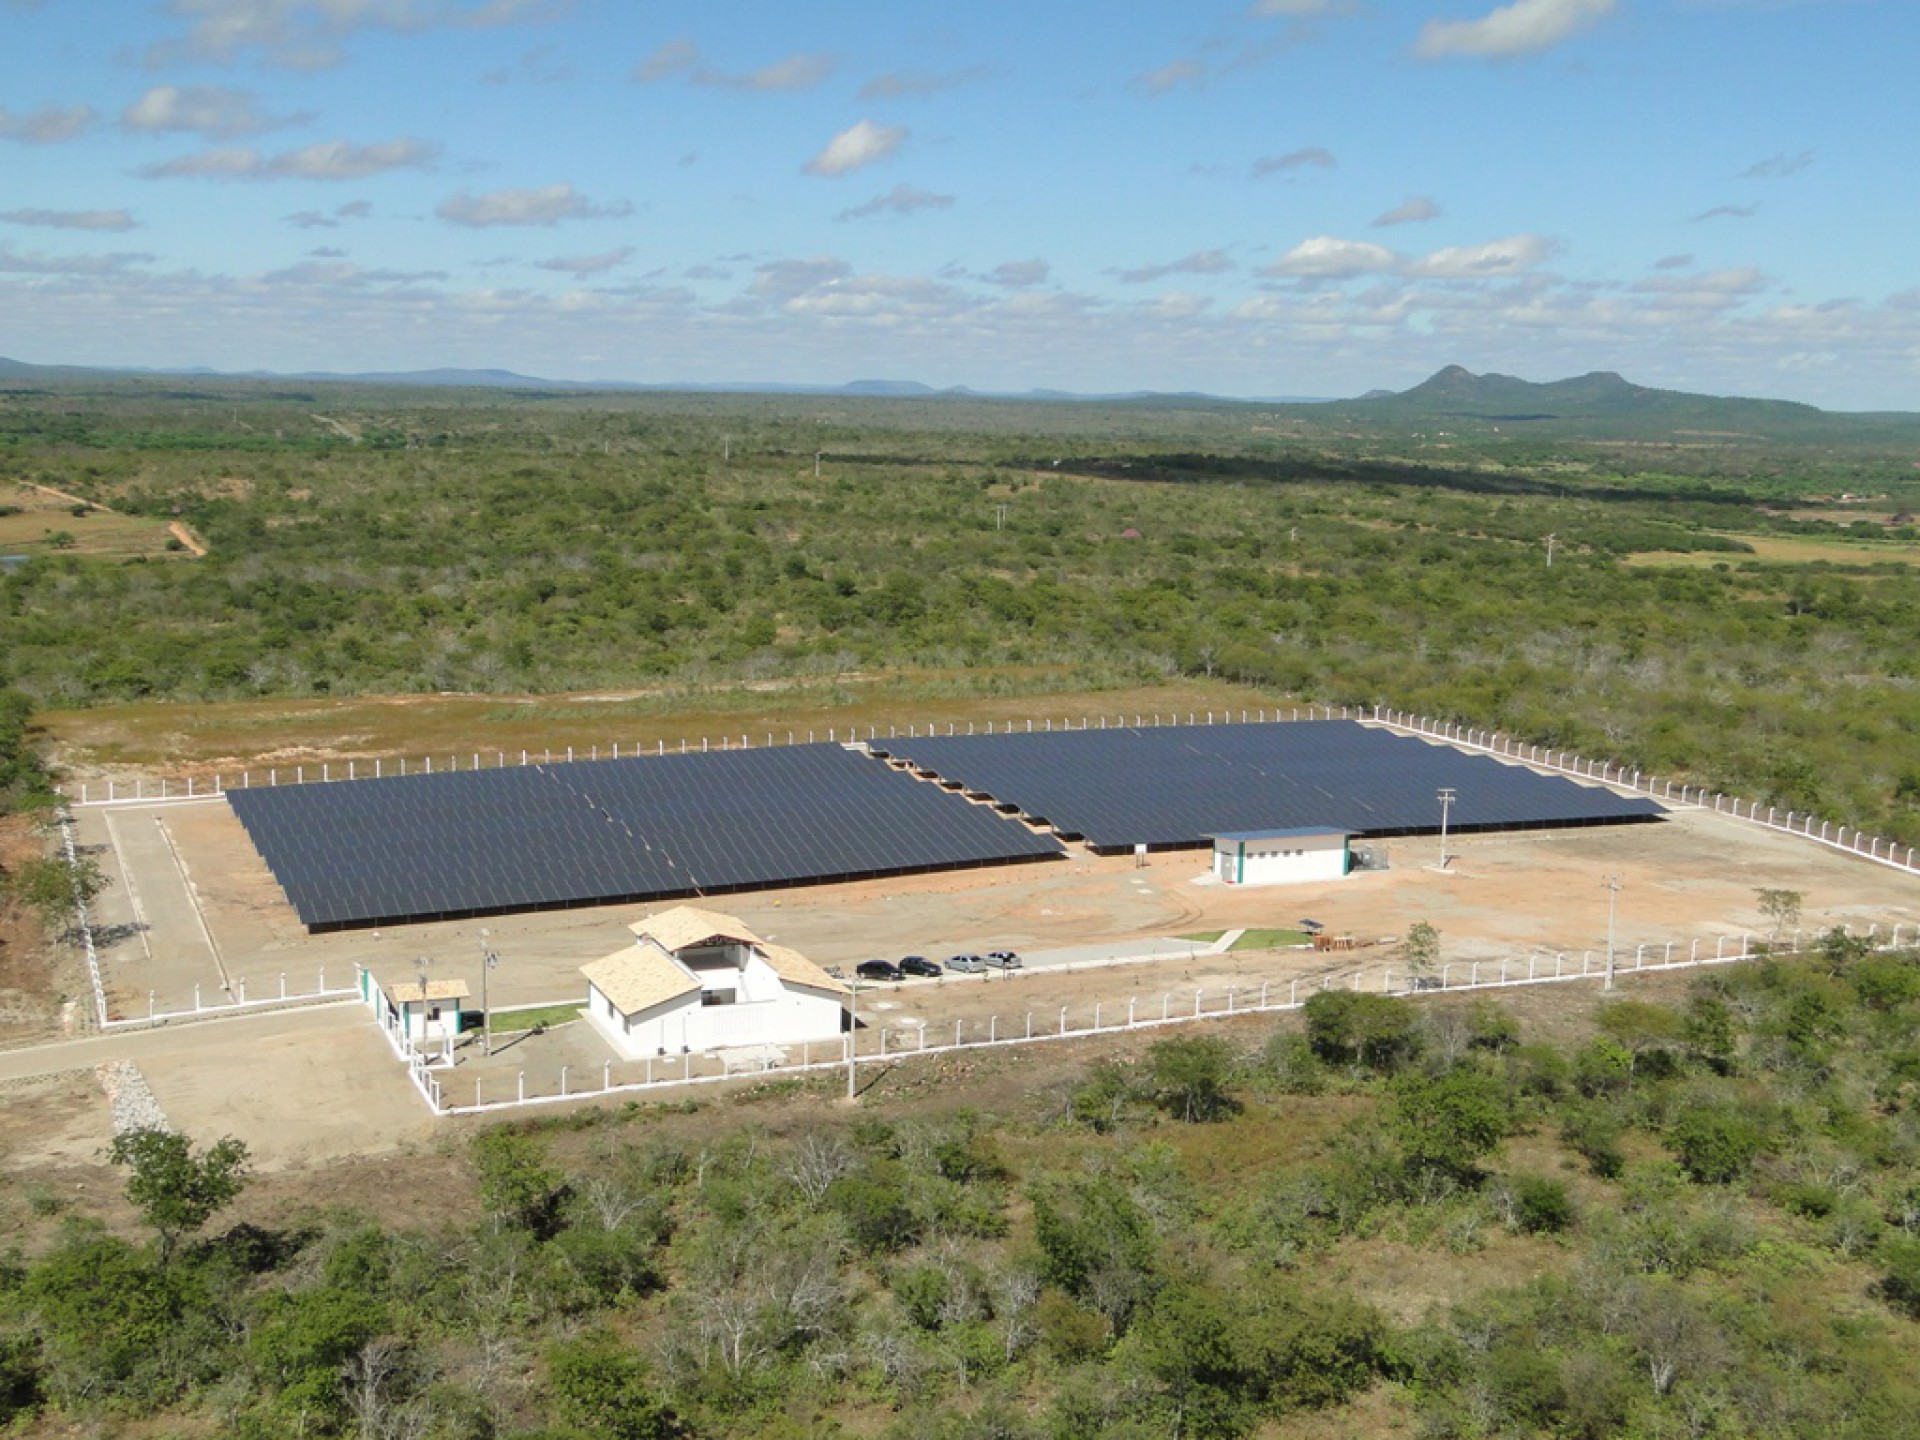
(1604, 875, 1621, 991)
(1436, 788, 1457, 869)
(478, 929, 499, 1056)
(1546, 533, 1557, 567)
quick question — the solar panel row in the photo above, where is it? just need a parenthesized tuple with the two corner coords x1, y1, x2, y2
(228, 743, 1066, 931)
(875, 720, 1664, 851)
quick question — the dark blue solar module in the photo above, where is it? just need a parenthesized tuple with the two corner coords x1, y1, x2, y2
(227, 743, 1065, 931)
(876, 720, 1664, 851)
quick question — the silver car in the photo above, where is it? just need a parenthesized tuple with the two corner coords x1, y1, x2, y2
(984, 950, 1024, 970)
(945, 953, 988, 974)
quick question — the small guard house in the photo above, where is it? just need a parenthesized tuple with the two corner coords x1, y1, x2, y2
(1210, 828, 1352, 886)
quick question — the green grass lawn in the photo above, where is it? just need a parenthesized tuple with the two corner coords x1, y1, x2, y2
(489, 1002, 582, 1033)
(1232, 928, 1312, 950)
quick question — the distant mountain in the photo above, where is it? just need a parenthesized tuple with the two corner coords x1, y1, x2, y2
(0, 355, 1334, 405)
(1331, 364, 1861, 439)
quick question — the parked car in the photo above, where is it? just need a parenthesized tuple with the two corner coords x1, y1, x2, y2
(945, 953, 988, 974)
(899, 955, 942, 978)
(984, 950, 1024, 970)
(855, 959, 904, 982)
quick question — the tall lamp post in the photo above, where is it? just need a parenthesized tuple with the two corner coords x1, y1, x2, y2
(1604, 875, 1622, 991)
(1436, 787, 1457, 869)
(478, 929, 499, 1056)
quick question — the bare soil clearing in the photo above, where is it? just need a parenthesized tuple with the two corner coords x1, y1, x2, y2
(39, 676, 1299, 778)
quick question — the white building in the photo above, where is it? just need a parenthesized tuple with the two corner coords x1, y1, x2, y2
(1210, 828, 1351, 886)
(582, 905, 848, 1060)
(383, 976, 471, 1044)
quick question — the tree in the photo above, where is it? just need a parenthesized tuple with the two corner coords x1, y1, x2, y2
(1144, 1035, 1238, 1122)
(472, 1128, 566, 1236)
(1302, 991, 1422, 1073)
(106, 1128, 250, 1263)
(6, 850, 110, 934)
(547, 1331, 679, 1440)
(1401, 920, 1441, 982)
(1389, 1067, 1509, 1183)
(1756, 888, 1803, 943)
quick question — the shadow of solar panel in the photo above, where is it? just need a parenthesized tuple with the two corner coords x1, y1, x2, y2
(876, 720, 1664, 851)
(228, 743, 1064, 930)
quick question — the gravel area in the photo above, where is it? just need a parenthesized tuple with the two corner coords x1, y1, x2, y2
(96, 1059, 172, 1135)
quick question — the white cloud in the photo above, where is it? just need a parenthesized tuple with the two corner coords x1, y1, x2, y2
(536, 246, 634, 276)
(1141, 291, 1213, 320)
(1372, 195, 1440, 227)
(858, 67, 987, 101)
(1692, 202, 1759, 222)
(1251, 147, 1335, 177)
(122, 85, 296, 139)
(0, 103, 94, 143)
(696, 52, 837, 92)
(1742, 149, 1814, 179)
(1134, 58, 1205, 95)
(141, 137, 440, 180)
(1410, 232, 1559, 277)
(437, 182, 626, 226)
(0, 208, 137, 231)
(836, 184, 954, 222)
(283, 199, 373, 228)
(1264, 236, 1398, 278)
(750, 256, 852, 301)
(1415, 0, 1615, 60)
(0, 245, 153, 275)
(148, 0, 566, 70)
(1250, 0, 1336, 11)
(632, 38, 698, 83)
(984, 259, 1049, 288)
(803, 120, 906, 177)
(1117, 250, 1235, 285)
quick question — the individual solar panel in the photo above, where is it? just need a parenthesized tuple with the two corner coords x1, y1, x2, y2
(875, 720, 1664, 851)
(228, 743, 1065, 931)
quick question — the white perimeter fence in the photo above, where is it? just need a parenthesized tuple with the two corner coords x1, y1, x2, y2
(59, 700, 1920, 881)
(405, 920, 1916, 1118)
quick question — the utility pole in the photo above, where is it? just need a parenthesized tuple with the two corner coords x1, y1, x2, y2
(846, 980, 859, 1102)
(1436, 787, 1457, 869)
(995, 503, 1008, 530)
(814, 451, 823, 479)
(1604, 875, 1621, 990)
(478, 928, 499, 1056)
(1546, 533, 1557, 567)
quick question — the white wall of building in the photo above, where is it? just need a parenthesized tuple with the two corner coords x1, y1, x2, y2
(1214, 833, 1349, 886)
(587, 974, 844, 1060)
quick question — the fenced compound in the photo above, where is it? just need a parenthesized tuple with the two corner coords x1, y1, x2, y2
(406, 920, 1916, 1118)
(60, 701, 1920, 888)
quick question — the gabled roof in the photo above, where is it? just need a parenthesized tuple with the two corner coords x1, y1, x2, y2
(759, 941, 850, 996)
(388, 978, 470, 1004)
(582, 947, 700, 1017)
(629, 904, 764, 954)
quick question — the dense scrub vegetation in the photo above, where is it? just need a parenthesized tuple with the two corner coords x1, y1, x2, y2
(6, 381, 1920, 842)
(8, 937, 1920, 1436)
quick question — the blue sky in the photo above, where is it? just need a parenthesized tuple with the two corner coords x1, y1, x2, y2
(2, 0, 1913, 408)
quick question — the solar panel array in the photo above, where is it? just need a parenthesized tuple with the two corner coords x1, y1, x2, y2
(228, 743, 1065, 930)
(877, 720, 1664, 851)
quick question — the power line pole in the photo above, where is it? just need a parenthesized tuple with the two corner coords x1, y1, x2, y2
(1546, 533, 1558, 567)
(478, 928, 499, 1056)
(1436, 787, 1456, 869)
(846, 980, 860, 1102)
(1604, 875, 1622, 990)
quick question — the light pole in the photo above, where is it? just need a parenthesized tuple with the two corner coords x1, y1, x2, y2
(1546, 533, 1557, 567)
(1604, 875, 1621, 990)
(1437, 787, 1457, 869)
(846, 980, 860, 1102)
(478, 929, 499, 1056)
